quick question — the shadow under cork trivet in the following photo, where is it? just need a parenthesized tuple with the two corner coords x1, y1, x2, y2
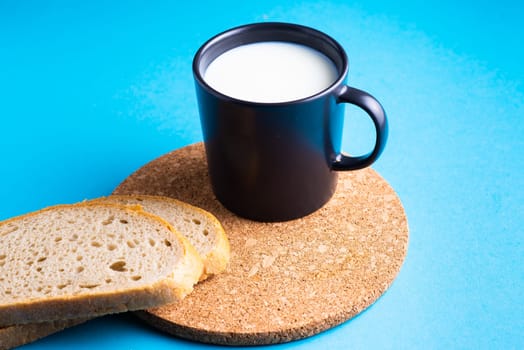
(114, 142, 409, 345)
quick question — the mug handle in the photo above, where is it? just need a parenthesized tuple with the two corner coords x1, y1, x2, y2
(332, 86, 389, 170)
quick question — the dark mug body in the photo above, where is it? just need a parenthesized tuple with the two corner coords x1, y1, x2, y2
(193, 23, 387, 221)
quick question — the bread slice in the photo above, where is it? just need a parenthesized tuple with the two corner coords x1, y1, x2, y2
(0, 202, 203, 328)
(91, 195, 230, 279)
(0, 196, 228, 348)
(0, 318, 87, 350)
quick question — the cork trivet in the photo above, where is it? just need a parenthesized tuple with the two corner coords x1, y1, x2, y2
(114, 142, 408, 345)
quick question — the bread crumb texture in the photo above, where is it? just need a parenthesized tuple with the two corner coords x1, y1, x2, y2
(0, 204, 180, 303)
(89, 194, 229, 277)
(101, 196, 217, 253)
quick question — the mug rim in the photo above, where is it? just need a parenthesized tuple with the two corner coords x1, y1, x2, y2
(192, 22, 349, 106)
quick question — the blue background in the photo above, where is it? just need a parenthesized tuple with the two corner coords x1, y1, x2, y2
(1, 1, 522, 349)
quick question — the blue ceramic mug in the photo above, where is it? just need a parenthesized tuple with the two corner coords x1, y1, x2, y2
(193, 22, 388, 222)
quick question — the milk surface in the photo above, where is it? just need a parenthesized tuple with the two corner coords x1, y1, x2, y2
(203, 41, 338, 103)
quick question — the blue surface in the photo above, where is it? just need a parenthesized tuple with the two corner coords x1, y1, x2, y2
(1, 1, 523, 349)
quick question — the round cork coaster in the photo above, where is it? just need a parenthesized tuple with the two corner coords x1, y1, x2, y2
(114, 142, 408, 345)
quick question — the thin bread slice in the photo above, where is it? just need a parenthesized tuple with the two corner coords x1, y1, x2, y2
(91, 195, 230, 279)
(0, 202, 203, 328)
(0, 318, 87, 350)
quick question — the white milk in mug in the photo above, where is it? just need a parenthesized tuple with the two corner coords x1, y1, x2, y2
(203, 41, 339, 103)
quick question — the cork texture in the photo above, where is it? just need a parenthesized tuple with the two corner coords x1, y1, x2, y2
(114, 142, 409, 345)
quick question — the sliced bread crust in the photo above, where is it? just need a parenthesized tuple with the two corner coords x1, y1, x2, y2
(0, 202, 203, 328)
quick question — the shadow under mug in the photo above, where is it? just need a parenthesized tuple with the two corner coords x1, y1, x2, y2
(193, 22, 388, 222)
